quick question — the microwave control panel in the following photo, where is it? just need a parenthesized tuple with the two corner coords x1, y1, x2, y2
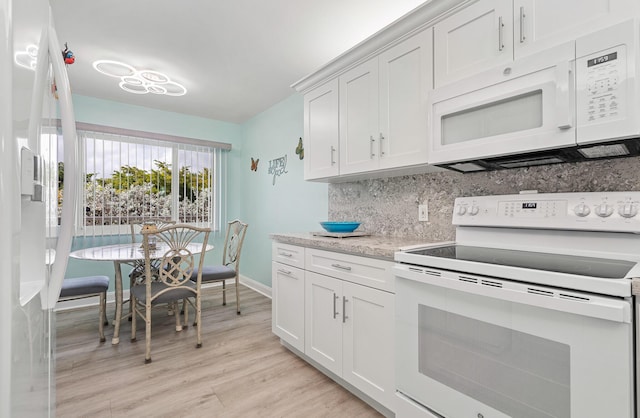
(575, 19, 636, 143)
(583, 46, 625, 124)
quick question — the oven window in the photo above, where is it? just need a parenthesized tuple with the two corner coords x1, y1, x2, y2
(441, 90, 543, 145)
(419, 304, 570, 418)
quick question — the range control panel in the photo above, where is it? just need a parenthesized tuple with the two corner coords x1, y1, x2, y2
(453, 191, 640, 232)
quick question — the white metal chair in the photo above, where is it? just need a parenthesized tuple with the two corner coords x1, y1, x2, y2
(190, 219, 248, 316)
(130, 224, 211, 363)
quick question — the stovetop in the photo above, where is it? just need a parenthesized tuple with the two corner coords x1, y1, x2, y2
(395, 192, 640, 297)
(406, 245, 636, 280)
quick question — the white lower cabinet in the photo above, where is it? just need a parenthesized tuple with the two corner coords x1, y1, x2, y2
(272, 243, 395, 413)
(305, 271, 395, 411)
(341, 280, 394, 409)
(304, 272, 343, 375)
(272, 261, 305, 352)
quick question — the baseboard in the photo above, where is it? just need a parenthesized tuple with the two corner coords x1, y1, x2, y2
(239, 274, 272, 299)
(54, 289, 129, 312)
(54, 276, 271, 311)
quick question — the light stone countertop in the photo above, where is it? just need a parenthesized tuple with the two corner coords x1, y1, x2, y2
(270, 232, 433, 260)
(272, 233, 640, 296)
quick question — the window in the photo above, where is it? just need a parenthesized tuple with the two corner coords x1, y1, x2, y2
(59, 123, 229, 236)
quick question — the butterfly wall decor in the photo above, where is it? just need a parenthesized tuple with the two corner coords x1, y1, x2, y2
(250, 157, 259, 172)
(295, 137, 304, 160)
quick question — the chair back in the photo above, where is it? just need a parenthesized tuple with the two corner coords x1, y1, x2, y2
(222, 219, 248, 275)
(130, 218, 176, 243)
(141, 224, 211, 301)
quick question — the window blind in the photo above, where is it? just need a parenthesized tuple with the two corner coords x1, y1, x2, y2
(60, 124, 228, 239)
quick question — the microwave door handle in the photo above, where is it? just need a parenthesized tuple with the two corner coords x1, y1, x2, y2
(555, 60, 573, 130)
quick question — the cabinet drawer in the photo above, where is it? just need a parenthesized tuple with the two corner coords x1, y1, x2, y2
(272, 243, 305, 269)
(305, 248, 394, 293)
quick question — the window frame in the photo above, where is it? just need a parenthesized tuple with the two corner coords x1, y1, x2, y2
(61, 122, 230, 237)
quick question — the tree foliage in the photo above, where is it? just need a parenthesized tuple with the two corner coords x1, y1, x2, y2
(59, 161, 213, 224)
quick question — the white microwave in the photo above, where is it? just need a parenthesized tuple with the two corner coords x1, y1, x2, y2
(428, 19, 640, 173)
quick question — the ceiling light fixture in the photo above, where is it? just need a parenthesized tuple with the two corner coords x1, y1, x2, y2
(93, 59, 187, 97)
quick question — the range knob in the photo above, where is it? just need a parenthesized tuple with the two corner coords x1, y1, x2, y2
(469, 205, 480, 216)
(618, 203, 638, 218)
(595, 204, 614, 218)
(456, 205, 467, 216)
(573, 203, 591, 217)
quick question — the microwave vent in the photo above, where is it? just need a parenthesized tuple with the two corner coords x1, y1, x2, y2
(578, 143, 630, 158)
(447, 162, 487, 172)
(498, 156, 564, 169)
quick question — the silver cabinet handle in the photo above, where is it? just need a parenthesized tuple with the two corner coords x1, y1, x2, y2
(369, 135, 376, 159)
(330, 145, 336, 165)
(331, 263, 352, 271)
(279, 252, 292, 258)
(498, 16, 504, 51)
(379, 133, 385, 156)
(333, 293, 339, 319)
(342, 296, 348, 323)
(277, 268, 292, 275)
(519, 7, 526, 43)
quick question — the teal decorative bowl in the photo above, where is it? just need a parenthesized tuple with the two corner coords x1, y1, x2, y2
(320, 221, 361, 233)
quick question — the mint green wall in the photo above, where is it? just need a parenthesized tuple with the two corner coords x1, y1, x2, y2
(237, 94, 328, 287)
(65, 95, 245, 282)
(66, 94, 327, 290)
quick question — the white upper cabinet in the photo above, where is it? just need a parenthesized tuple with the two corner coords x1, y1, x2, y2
(340, 29, 433, 175)
(304, 79, 339, 180)
(434, 0, 513, 88)
(378, 29, 432, 169)
(339, 58, 380, 175)
(435, 0, 638, 88)
(514, 0, 638, 59)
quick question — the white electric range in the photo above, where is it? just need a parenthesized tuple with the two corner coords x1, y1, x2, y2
(394, 191, 640, 418)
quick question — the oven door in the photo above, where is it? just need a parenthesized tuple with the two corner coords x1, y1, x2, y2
(394, 265, 634, 418)
(428, 41, 575, 169)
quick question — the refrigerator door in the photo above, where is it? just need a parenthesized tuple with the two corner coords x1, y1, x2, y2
(44, 15, 78, 310)
(1, 0, 76, 416)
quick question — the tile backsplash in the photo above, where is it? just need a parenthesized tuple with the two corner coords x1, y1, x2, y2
(328, 157, 640, 241)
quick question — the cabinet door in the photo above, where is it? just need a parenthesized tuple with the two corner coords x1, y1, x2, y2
(339, 58, 380, 175)
(304, 79, 339, 180)
(272, 262, 305, 352)
(378, 29, 432, 169)
(434, 0, 512, 87)
(514, 0, 637, 59)
(304, 271, 343, 376)
(342, 282, 395, 410)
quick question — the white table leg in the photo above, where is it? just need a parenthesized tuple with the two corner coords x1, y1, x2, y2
(112, 260, 123, 345)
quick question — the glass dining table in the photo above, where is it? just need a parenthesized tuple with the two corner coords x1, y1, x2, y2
(69, 242, 213, 345)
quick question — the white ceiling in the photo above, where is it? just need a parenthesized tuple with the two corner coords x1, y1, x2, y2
(50, 0, 428, 124)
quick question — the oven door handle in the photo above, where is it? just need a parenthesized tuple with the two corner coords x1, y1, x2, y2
(394, 266, 631, 323)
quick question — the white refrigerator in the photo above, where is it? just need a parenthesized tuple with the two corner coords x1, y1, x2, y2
(0, 0, 78, 415)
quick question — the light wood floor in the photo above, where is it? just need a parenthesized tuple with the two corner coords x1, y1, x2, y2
(56, 285, 382, 417)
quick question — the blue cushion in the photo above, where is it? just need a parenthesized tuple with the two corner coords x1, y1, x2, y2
(191, 265, 236, 282)
(60, 276, 110, 298)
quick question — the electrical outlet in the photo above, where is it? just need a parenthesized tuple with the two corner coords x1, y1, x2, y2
(419, 203, 428, 222)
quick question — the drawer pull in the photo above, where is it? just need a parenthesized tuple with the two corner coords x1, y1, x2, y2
(277, 269, 292, 276)
(279, 252, 293, 257)
(333, 293, 339, 319)
(331, 263, 352, 271)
